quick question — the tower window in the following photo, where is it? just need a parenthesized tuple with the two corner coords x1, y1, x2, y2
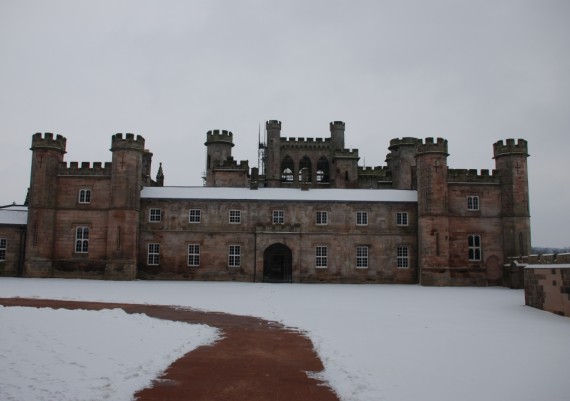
(78, 189, 91, 204)
(75, 227, 89, 253)
(356, 211, 368, 226)
(467, 196, 479, 210)
(0, 238, 6, 261)
(228, 245, 241, 267)
(229, 210, 241, 224)
(188, 244, 200, 267)
(315, 246, 328, 268)
(356, 245, 369, 268)
(397, 246, 409, 268)
(396, 212, 408, 226)
(189, 209, 201, 223)
(316, 211, 328, 225)
(147, 243, 160, 265)
(468, 235, 482, 261)
(149, 208, 162, 222)
(272, 210, 284, 225)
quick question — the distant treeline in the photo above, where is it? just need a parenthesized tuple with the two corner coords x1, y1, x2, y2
(531, 247, 570, 255)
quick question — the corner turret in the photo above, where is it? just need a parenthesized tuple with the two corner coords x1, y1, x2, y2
(330, 121, 345, 150)
(493, 138, 530, 259)
(388, 137, 418, 189)
(265, 120, 282, 187)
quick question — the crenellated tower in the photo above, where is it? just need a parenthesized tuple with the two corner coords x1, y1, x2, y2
(265, 120, 282, 188)
(415, 138, 450, 284)
(493, 139, 531, 259)
(329, 121, 345, 150)
(204, 129, 234, 186)
(388, 137, 418, 189)
(24, 133, 67, 277)
(106, 133, 145, 279)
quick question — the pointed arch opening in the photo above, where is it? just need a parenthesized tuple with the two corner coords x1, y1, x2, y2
(281, 156, 294, 182)
(316, 156, 330, 183)
(298, 156, 312, 182)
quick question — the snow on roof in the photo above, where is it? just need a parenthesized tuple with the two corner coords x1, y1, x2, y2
(524, 264, 570, 269)
(0, 205, 28, 225)
(141, 186, 418, 203)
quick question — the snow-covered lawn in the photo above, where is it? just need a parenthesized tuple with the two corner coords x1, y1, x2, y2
(1, 278, 569, 401)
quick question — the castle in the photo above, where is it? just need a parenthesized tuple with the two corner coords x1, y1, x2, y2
(0, 121, 531, 285)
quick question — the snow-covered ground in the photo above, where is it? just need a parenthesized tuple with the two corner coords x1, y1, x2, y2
(1, 278, 569, 401)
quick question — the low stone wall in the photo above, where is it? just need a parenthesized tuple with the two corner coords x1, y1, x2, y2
(524, 265, 570, 317)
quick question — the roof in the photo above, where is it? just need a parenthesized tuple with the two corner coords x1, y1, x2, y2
(141, 187, 418, 203)
(0, 205, 28, 225)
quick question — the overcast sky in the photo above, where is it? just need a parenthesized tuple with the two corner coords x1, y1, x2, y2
(1, 0, 569, 248)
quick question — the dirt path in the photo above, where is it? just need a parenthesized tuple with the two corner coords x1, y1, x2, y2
(0, 298, 339, 401)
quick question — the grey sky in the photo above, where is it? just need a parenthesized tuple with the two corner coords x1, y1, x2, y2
(1, 0, 569, 247)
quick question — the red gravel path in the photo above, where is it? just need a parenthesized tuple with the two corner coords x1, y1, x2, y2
(0, 298, 339, 401)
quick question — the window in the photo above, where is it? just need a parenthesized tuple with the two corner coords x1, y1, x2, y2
(0, 238, 6, 261)
(78, 189, 91, 204)
(272, 210, 284, 225)
(75, 227, 89, 253)
(189, 209, 201, 223)
(315, 246, 328, 268)
(281, 156, 294, 182)
(147, 243, 160, 265)
(228, 245, 241, 267)
(396, 212, 408, 226)
(188, 244, 200, 267)
(397, 246, 409, 268)
(316, 211, 328, 225)
(356, 211, 368, 226)
(229, 210, 241, 224)
(467, 196, 480, 211)
(468, 235, 482, 261)
(149, 208, 162, 222)
(356, 246, 369, 268)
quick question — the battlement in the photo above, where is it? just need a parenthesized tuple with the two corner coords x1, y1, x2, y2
(358, 166, 391, 177)
(493, 138, 528, 158)
(330, 121, 345, 129)
(334, 149, 359, 159)
(282, 137, 328, 143)
(58, 161, 112, 176)
(213, 156, 249, 170)
(31, 132, 67, 153)
(448, 168, 500, 183)
(266, 120, 282, 129)
(111, 133, 145, 151)
(389, 137, 419, 149)
(416, 137, 449, 156)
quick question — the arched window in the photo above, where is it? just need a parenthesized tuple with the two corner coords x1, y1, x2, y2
(298, 156, 312, 182)
(316, 157, 329, 183)
(281, 156, 294, 182)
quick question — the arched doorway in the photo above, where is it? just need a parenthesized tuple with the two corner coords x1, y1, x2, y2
(263, 243, 293, 283)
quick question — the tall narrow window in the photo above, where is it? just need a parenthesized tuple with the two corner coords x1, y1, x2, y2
(188, 244, 200, 267)
(299, 156, 312, 182)
(356, 211, 368, 226)
(229, 210, 241, 224)
(397, 246, 409, 268)
(281, 156, 294, 182)
(356, 246, 369, 268)
(467, 196, 480, 210)
(0, 238, 6, 261)
(396, 212, 408, 226)
(149, 208, 162, 222)
(272, 210, 284, 225)
(468, 235, 481, 261)
(316, 157, 330, 183)
(228, 245, 241, 267)
(189, 209, 201, 223)
(78, 189, 91, 204)
(316, 211, 328, 225)
(75, 227, 89, 253)
(147, 243, 160, 265)
(315, 246, 328, 268)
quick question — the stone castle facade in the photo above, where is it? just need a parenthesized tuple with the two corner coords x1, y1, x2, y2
(0, 121, 531, 285)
